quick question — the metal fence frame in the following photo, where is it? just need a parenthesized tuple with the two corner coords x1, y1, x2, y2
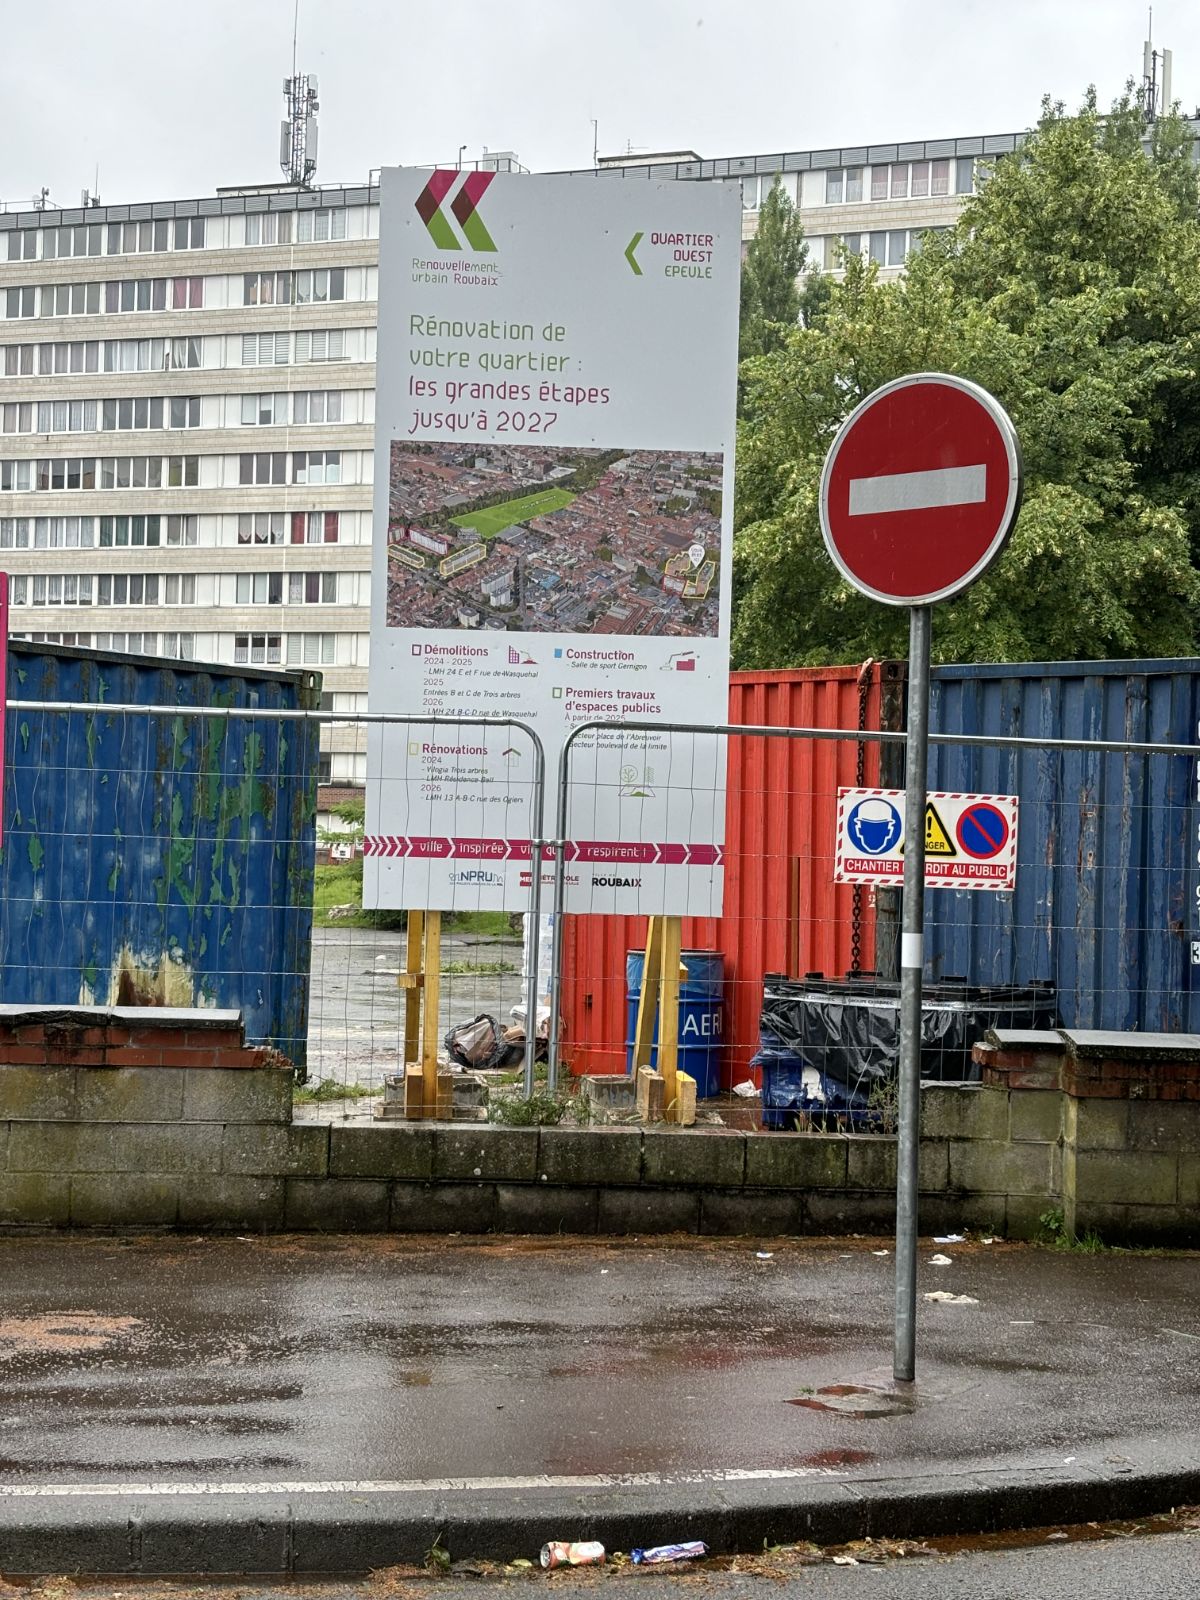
(6, 701, 549, 1098)
(545, 717, 1200, 1088)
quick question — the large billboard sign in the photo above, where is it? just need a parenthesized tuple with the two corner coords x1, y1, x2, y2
(364, 168, 740, 917)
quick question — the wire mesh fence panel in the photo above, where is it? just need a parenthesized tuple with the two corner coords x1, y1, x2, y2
(555, 707, 1200, 1133)
(0, 700, 318, 1067)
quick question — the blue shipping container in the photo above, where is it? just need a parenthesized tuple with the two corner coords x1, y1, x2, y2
(924, 659, 1200, 1034)
(1, 642, 320, 1067)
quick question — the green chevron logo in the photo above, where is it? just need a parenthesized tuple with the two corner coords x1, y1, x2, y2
(625, 231, 644, 275)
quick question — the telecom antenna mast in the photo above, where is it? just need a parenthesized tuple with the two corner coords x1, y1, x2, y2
(280, 73, 320, 186)
(1141, 25, 1173, 123)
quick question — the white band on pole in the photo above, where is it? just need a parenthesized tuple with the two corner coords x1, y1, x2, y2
(901, 933, 923, 970)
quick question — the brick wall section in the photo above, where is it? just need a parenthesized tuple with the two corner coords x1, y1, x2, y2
(0, 1005, 289, 1074)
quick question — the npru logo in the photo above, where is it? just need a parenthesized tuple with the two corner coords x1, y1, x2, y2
(414, 171, 497, 251)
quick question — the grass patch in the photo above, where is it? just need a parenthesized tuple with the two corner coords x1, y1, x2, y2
(294, 1077, 376, 1104)
(489, 1089, 570, 1126)
(450, 487, 576, 539)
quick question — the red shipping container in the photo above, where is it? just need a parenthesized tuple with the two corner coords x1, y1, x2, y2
(560, 664, 902, 1086)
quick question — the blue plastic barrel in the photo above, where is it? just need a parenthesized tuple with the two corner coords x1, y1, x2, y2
(624, 949, 726, 1098)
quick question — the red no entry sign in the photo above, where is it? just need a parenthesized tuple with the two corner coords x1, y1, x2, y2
(819, 373, 1022, 606)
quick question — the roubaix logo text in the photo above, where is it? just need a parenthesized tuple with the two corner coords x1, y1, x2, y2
(592, 875, 642, 889)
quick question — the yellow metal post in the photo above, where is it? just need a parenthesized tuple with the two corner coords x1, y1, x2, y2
(659, 916, 682, 1122)
(632, 916, 663, 1073)
(400, 910, 425, 1068)
(421, 910, 442, 1113)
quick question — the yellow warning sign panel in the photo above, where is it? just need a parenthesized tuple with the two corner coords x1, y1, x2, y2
(924, 801, 956, 856)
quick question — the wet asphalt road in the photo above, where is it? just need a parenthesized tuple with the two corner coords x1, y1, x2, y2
(306, 929, 526, 1089)
(0, 1236, 1198, 1489)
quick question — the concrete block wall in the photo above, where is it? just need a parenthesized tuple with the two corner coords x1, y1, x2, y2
(0, 1004, 1197, 1243)
(1064, 1098, 1200, 1245)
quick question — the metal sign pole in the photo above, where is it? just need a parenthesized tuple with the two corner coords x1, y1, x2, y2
(894, 603, 931, 1384)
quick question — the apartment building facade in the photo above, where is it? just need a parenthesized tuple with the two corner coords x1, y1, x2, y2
(0, 126, 1094, 784)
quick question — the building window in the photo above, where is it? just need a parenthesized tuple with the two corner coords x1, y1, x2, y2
(96, 573, 160, 606)
(0, 518, 30, 547)
(241, 392, 288, 426)
(2, 402, 33, 433)
(292, 450, 341, 485)
(4, 287, 36, 319)
(234, 631, 282, 664)
(245, 213, 292, 246)
(100, 515, 161, 547)
(238, 512, 287, 544)
(824, 167, 863, 204)
(174, 217, 206, 250)
(291, 510, 339, 544)
(295, 209, 347, 243)
(166, 513, 198, 545)
(822, 233, 862, 270)
(7, 230, 39, 261)
(287, 631, 336, 665)
(955, 156, 975, 194)
(294, 267, 345, 305)
(235, 572, 285, 605)
(285, 571, 338, 604)
(99, 337, 199, 374)
(292, 390, 343, 424)
(932, 159, 951, 196)
(163, 573, 196, 605)
(244, 271, 293, 307)
(294, 329, 347, 363)
(238, 451, 287, 486)
(33, 516, 94, 548)
(241, 332, 292, 366)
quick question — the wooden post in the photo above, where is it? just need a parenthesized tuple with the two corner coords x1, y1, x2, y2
(421, 910, 442, 1114)
(659, 916, 682, 1123)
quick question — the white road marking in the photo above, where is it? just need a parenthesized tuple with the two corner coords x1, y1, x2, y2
(848, 464, 986, 516)
(0, 1468, 833, 1498)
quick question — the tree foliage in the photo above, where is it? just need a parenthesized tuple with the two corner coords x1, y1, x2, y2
(733, 94, 1200, 668)
(739, 180, 808, 364)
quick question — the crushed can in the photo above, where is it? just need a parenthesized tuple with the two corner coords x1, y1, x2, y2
(541, 1540, 606, 1569)
(630, 1541, 708, 1564)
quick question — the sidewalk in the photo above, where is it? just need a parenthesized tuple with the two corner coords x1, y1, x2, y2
(0, 1234, 1197, 1574)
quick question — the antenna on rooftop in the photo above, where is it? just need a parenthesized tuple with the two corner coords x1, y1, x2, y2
(1141, 16, 1173, 123)
(280, 0, 320, 186)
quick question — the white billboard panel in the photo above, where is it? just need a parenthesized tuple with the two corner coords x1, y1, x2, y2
(364, 167, 740, 916)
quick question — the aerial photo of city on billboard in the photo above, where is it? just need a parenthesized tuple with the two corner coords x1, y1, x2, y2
(385, 442, 723, 636)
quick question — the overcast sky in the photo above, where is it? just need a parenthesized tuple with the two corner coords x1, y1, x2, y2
(3, 0, 1196, 207)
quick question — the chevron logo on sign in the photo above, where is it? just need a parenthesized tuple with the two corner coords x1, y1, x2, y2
(414, 170, 497, 252)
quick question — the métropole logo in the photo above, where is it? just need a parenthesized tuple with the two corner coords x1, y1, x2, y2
(415, 171, 498, 252)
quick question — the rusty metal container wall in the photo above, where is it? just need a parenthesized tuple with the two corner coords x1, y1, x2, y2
(925, 659, 1200, 1034)
(561, 666, 890, 1083)
(1, 642, 321, 1069)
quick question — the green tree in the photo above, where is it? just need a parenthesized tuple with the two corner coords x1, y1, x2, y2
(733, 94, 1200, 668)
(739, 180, 808, 365)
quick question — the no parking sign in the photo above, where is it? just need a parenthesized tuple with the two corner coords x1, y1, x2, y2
(835, 787, 1018, 891)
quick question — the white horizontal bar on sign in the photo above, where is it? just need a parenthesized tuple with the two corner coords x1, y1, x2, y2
(848, 464, 986, 516)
